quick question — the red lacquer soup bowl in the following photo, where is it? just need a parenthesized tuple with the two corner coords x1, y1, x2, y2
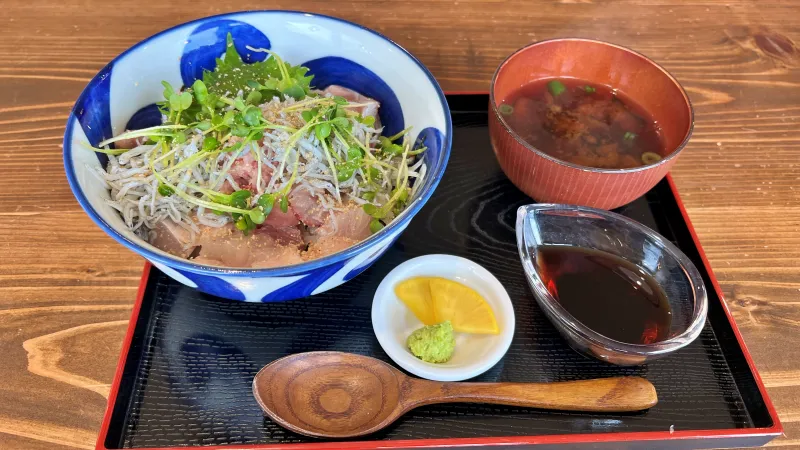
(489, 38, 693, 209)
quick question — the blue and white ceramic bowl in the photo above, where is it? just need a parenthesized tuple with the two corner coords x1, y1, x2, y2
(63, 11, 452, 302)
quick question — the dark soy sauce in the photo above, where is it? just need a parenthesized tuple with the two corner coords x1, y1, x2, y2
(536, 245, 672, 344)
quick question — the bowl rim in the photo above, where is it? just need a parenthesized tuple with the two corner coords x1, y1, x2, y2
(516, 203, 709, 356)
(62, 10, 453, 277)
(370, 254, 516, 381)
(490, 37, 695, 174)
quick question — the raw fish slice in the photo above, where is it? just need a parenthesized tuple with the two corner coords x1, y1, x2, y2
(227, 151, 274, 192)
(113, 133, 146, 149)
(303, 236, 360, 261)
(302, 203, 372, 260)
(189, 255, 223, 266)
(192, 247, 304, 269)
(323, 85, 381, 122)
(289, 188, 327, 227)
(254, 223, 304, 247)
(263, 204, 301, 228)
(313, 203, 372, 241)
(250, 246, 305, 268)
(193, 224, 292, 267)
(148, 219, 195, 257)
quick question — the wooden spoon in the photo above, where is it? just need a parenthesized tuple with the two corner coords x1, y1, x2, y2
(252, 351, 657, 438)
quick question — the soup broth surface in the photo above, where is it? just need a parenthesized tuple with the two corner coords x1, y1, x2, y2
(500, 78, 666, 169)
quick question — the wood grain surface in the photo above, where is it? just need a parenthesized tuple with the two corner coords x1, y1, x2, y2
(253, 352, 659, 438)
(0, 0, 797, 448)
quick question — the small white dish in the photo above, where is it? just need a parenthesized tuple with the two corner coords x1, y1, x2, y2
(372, 254, 515, 381)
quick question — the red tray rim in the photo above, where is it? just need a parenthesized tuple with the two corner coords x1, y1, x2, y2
(95, 93, 783, 450)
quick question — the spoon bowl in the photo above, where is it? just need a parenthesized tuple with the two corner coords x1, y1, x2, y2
(253, 352, 658, 438)
(253, 352, 402, 438)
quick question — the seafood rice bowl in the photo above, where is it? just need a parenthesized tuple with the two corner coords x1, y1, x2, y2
(63, 11, 451, 301)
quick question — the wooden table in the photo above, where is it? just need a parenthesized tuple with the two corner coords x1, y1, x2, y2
(0, 1, 798, 448)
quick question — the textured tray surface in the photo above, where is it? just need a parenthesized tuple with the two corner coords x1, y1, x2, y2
(105, 95, 772, 449)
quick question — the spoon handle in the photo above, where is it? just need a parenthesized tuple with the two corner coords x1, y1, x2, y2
(406, 377, 657, 412)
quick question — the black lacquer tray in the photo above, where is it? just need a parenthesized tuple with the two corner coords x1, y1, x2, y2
(96, 94, 781, 450)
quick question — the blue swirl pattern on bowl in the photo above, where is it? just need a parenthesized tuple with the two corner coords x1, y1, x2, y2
(180, 19, 271, 87)
(63, 11, 451, 302)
